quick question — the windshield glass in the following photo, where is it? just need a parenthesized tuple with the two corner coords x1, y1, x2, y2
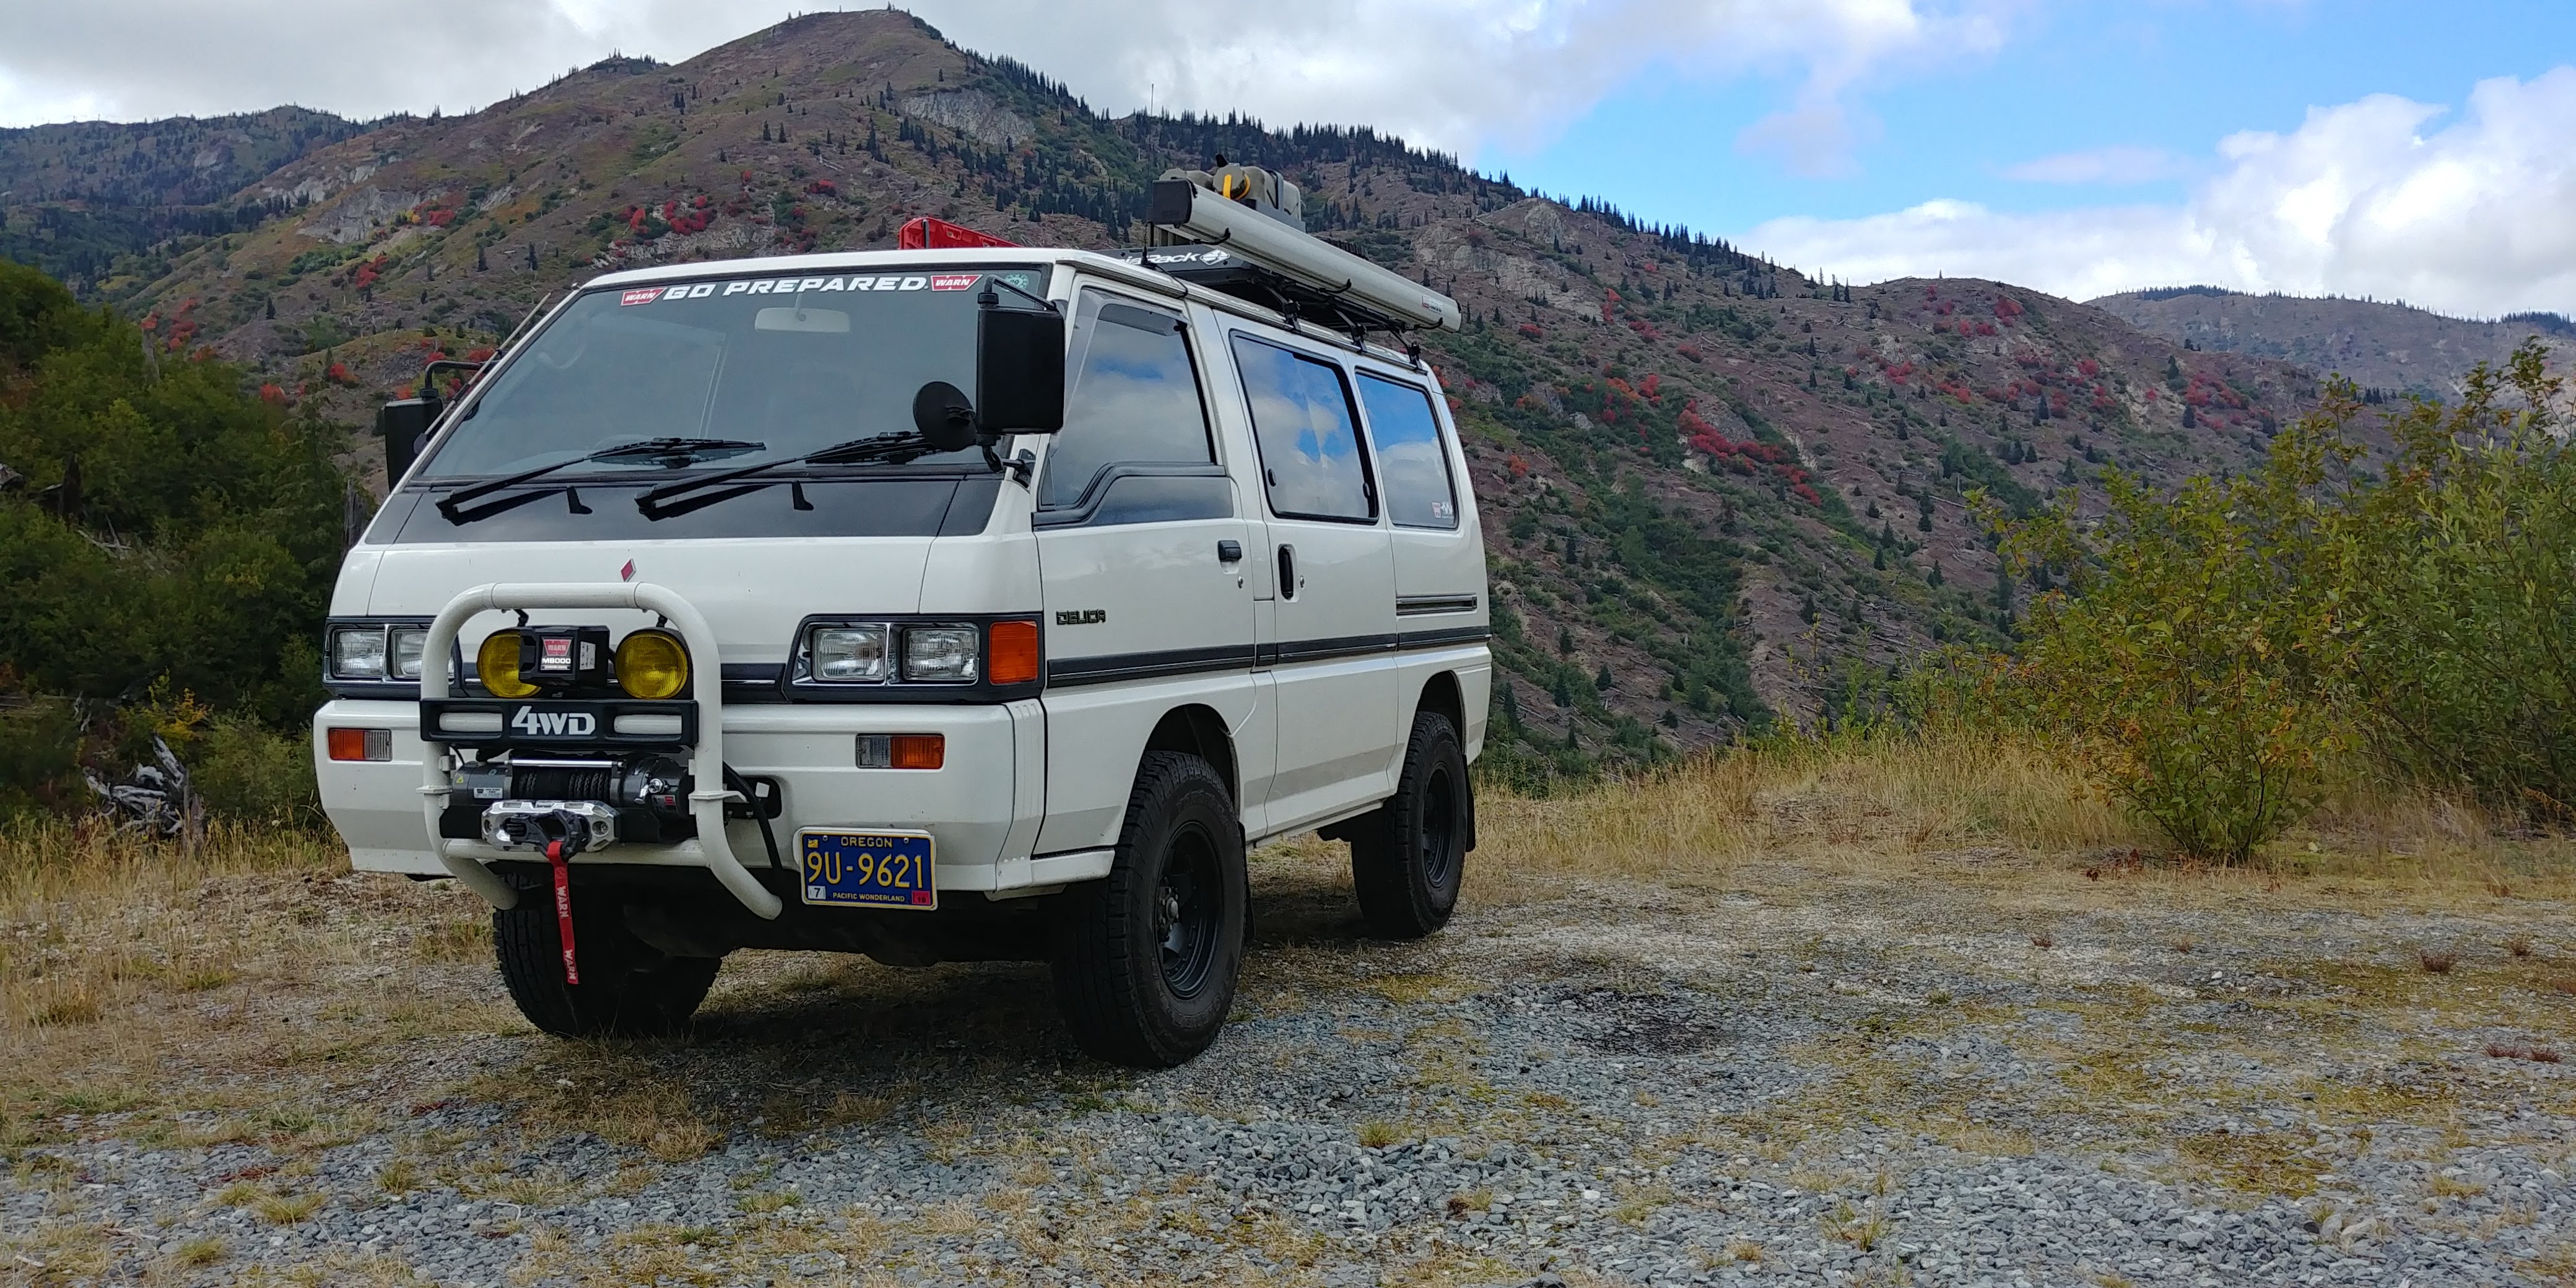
(417, 266, 1046, 478)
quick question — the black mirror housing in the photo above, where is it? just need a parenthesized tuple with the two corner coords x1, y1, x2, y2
(910, 381, 981, 453)
(378, 398, 435, 482)
(975, 307, 1064, 433)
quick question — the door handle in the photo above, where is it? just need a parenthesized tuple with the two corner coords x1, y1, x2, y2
(1276, 544, 1297, 600)
(1217, 539, 1243, 563)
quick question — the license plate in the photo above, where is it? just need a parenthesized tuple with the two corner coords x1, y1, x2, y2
(796, 830, 936, 910)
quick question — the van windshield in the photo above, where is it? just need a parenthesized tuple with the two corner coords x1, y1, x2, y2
(417, 268, 1043, 479)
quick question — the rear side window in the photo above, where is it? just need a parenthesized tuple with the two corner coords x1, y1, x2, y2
(1230, 335, 1373, 522)
(1355, 373, 1458, 529)
(1043, 295, 1211, 510)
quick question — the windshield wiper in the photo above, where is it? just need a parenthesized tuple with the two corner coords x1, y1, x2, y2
(436, 438, 766, 524)
(634, 430, 968, 521)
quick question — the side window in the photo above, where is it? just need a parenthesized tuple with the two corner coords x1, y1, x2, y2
(1230, 334, 1374, 522)
(1355, 373, 1458, 529)
(1042, 294, 1212, 510)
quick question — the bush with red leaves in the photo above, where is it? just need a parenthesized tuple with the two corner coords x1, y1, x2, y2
(1518, 323, 1545, 340)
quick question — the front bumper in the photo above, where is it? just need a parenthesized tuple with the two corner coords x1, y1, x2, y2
(322, 581, 1068, 922)
(316, 697, 1046, 891)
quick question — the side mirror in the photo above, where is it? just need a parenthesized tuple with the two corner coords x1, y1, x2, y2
(378, 398, 435, 482)
(910, 381, 981, 453)
(975, 307, 1064, 433)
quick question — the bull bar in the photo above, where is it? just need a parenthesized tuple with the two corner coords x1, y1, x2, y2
(417, 582, 785, 920)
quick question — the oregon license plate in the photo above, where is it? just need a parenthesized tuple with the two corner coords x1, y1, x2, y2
(796, 830, 936, 910)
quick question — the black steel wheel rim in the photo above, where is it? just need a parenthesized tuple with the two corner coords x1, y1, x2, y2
(1155, 825, 1222, 998)
(1419, 762, 1460, 887)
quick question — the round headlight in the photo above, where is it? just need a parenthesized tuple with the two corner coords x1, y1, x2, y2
(615, 629, 689, 700)
(476, 631, 537, 698)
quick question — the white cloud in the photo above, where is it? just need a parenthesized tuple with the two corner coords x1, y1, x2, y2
(2001, 144, 2194, 185)
(0, 0, 2018, 176)
(1746, 69, 2576, 318)
(920, 0, 2024, 168)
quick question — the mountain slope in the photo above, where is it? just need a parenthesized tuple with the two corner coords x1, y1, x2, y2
(3, 11, 2317, 777)
(0, 106, 365, 288)
(2089, 285, 2571, 397)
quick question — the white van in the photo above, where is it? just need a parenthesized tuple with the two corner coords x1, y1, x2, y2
(313, 171, 1489, 1066)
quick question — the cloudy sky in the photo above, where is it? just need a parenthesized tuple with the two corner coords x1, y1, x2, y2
(5, 0, 2574, 316)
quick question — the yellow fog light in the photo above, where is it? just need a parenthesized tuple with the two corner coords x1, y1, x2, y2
(477, 631, 537, 698)
(615, 629, 689, 700)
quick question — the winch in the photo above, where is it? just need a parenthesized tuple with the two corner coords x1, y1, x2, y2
(447, 753, 694, 849)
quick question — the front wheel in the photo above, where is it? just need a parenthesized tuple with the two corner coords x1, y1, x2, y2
(1349, 710, 1472, 939)
(1051, 751, 1247, 1068)
(494, 881, 721, 1038)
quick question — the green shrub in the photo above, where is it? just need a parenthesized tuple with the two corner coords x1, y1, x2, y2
(0, 259, 359, 812)
(1983, 339, 2574, 857)
(1995, 413, 2356, 863)
(0, 695, 82, 821)
(191, 715, 321, 827)
(2330, 344, 2574, 815)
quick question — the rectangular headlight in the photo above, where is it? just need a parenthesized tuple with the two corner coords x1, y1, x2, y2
(330, 625, 388, 679)
(809, 624, 890, 682)
(901, 626, 979, 682)
(389, 627, 429, 680)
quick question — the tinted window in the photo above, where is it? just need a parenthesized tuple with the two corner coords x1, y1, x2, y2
(1356, 373, 1458, 529)
(1230, 335, 1373, 521)
(420, 268, 1040, 479)
(1042, 295, 1211, 509)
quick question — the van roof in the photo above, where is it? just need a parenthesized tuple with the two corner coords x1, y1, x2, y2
(583, 248, 1427, 371)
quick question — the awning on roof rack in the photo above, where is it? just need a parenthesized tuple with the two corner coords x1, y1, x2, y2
(1118, 243, 1423, 340)
(1141, 176, 1461, 333)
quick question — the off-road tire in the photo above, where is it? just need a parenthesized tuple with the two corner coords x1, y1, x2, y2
(1349, 710, 1471, 939)
(1052, 751, 1247, 1068)
(494, 879, 721, 1038)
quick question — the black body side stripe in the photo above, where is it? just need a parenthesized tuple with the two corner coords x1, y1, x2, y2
(1396, 625, 1491, 650)
(1260, 633, 1399, 666)
(1047, 644, 1260, 687)
(1395, 594, 1480, 616)
(1049, 630, 1489, 687)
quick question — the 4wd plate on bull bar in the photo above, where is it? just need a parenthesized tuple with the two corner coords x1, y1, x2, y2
(796, 829, 936, 910)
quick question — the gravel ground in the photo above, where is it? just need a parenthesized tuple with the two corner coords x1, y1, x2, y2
(6, 838, 2574, 1287)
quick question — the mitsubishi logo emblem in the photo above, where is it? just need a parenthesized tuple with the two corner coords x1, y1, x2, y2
(619, 559, 636, 582)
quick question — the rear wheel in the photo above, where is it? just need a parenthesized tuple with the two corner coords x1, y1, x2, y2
(1349, 710, 1471, 939)
(494, 879, 720, 1038)
(1052, 751, 1247, 1068)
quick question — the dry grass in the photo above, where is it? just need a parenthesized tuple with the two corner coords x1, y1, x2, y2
(0, 817, 515, 1159)
(1477, 731, 2575, 908)
(1483, 733, 2139, 884)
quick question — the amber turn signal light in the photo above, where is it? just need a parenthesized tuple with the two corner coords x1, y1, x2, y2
(326, 728, 391, 762)
(986, 619, 1040, 685)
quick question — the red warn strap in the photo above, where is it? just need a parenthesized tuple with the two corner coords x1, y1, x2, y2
(546, 840, 579, 985)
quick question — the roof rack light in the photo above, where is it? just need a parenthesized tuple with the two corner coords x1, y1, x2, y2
(1142, 175, 1461, 333)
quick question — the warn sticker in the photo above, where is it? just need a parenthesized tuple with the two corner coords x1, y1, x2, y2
(619, 287, 666, 306)
(929, 273, 981, 291)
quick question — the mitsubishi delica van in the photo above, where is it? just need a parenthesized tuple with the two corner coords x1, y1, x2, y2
(313, 167, 1490, 1066)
